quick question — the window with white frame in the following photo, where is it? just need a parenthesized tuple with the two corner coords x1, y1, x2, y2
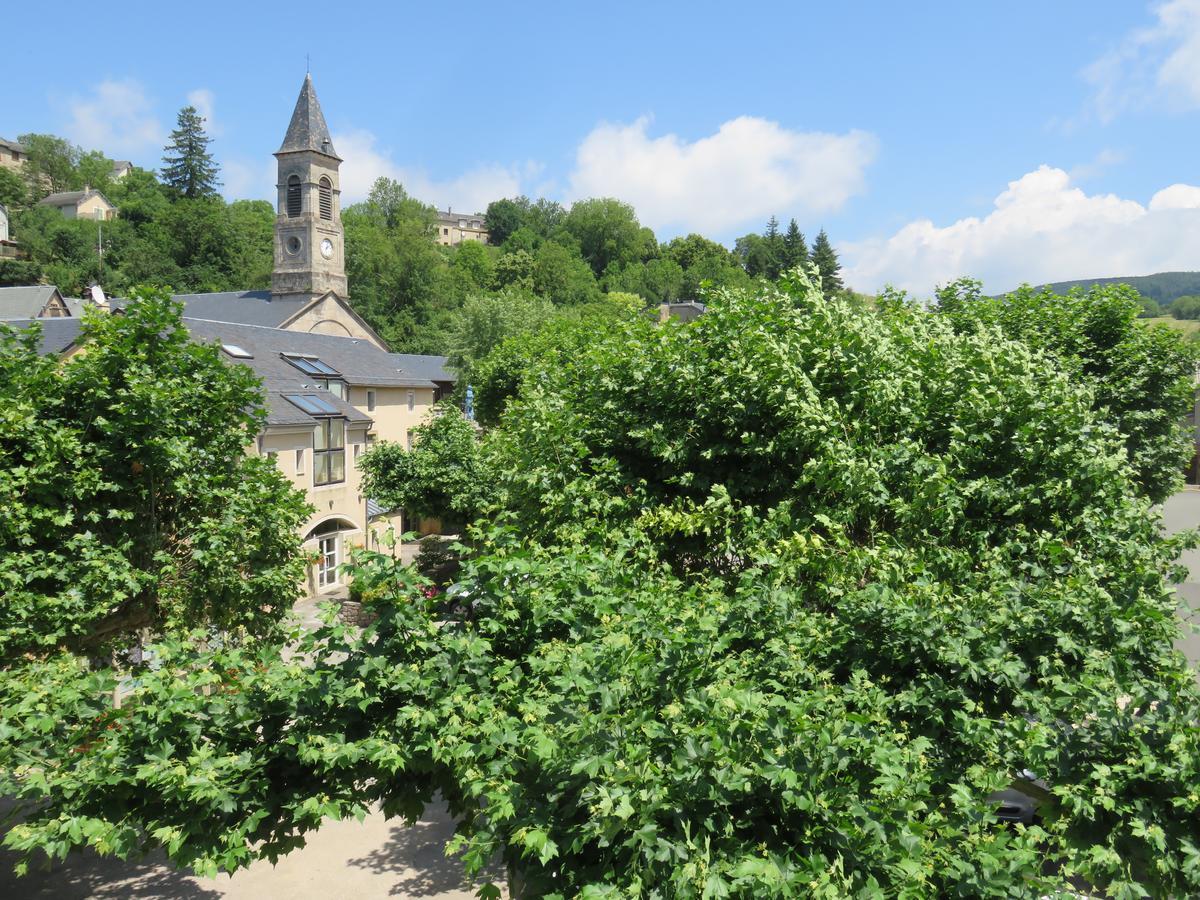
(295, 447, 305, 475)
(367, 389, 376, 412)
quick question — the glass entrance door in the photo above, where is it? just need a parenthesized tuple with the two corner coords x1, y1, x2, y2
(317, 535, 339, 588)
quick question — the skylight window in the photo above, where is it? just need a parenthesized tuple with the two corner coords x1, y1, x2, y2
(221, 343, 253, 359)
(284, 393, 341, 416)
(281, 353, 340, 377)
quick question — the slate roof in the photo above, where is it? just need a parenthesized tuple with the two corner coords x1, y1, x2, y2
(386, 353, 456, 384)
(112, 290, 313, 329)
(0, 138, 26, 154)
(0, 285, 63, 319)
(3, 317, 84, 355)
(182, 319, 437, 426)
(38, 189, 114, 210)
(277, 74, 340, 160)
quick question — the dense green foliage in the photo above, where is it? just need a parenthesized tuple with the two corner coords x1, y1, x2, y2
(359, 407, 492, 529)
(935, 278, 1197, 503)
(1168, 294, 1200, 320)
(0, 288, 309, 659)
(3, 275, 1199, 898)
(8, 162, 274, 296)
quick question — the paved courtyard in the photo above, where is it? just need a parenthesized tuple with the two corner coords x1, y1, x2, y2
(0, 801, 502, 899)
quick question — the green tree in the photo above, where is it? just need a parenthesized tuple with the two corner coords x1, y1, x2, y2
(733, 231, 774, 278)
(562, 197, 654, 276)
(1169, 294, 1200, 320)
(160, 106, 220, 199)
(531, 240, 599, 305)
(359, 407, 493, 529)
(343, 180, 446, 350)
(484, 198, 526, 246)
(17, 133, 80, 197)
(76, 151, 115, 196)
(490, 248, 535, 292)
(810, 227, 842, 295)
(936, 278, 1197, 502)
(7, 276, 1200, 898)
(763, 215, 785, 279)
(449, 240, 495, 291)
(605, 257, 684, 304)
(0, 288, 309, 659)
(782, 218, 808, 270)
(0, 166, 27, 210)
(663, 233, 749, 302)
(445, 288, 553, 378)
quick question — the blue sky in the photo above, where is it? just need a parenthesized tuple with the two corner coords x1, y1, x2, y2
(7, 1, 1200, 294)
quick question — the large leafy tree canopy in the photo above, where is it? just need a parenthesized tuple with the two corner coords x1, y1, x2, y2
(935, 278, 1197, 503)
(3, 275, 1199, 898)
(0, 288, 310, 659)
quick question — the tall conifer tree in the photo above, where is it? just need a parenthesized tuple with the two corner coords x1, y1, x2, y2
(161, 106, 220, 199)
(763, 215, 785, 280)
(811, 228, 843, 296)
(783, 219, 808, 271)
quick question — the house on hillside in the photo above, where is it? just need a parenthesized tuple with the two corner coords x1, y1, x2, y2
(37, 188, 116, 221)
(436, 209, 488, 246)
(110, 160, 133, 180)
(0, 137, 26, 173)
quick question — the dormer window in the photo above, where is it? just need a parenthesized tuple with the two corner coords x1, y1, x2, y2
(286, 174, 301, 217)
(319, 177, 333, 220)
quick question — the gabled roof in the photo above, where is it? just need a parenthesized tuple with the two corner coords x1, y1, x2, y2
(182, 319, 437, 426)
(2, 317, 84, 355)
(0, 285, 64, 319)
(37, 189, 114, 210)
(277, 74, 340, 160)
(0, 137, 26, 154)
(387, 352, 456, 384)
(112, 290, 313, 329)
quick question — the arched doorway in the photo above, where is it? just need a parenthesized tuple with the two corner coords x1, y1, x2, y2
(304, 517, 359, 592)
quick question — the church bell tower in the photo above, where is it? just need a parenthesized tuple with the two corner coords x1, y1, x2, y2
(272, 75, 348, 302)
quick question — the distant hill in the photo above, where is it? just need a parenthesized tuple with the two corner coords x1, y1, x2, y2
(1035, 271, 1200, 305)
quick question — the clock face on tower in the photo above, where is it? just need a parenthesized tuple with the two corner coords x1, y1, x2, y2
(320, 238, 334, 259)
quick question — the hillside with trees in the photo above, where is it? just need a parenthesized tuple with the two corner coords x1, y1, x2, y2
(1037, 270, 1200, 306)
(0, 120, 849, 354)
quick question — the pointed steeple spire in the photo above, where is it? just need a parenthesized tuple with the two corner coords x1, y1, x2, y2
(277, 74, 340, 160)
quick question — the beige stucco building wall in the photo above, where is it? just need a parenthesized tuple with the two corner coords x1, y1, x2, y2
(257, 382, 438, 596)
(58, 195, 116, 221)
(435, 212, 488, 247)
(281, 293, 387, 349)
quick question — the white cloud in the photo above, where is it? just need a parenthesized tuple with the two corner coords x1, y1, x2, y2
(1149, 182, 1200, 210)
(333, 128, 536, 213)
(565, 116, 876, 234)
(186, 88, 222, 136)
(64, 79, 164, 157)
(1083, 0, 1200, 121)
(841, 165, 1200, 295)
